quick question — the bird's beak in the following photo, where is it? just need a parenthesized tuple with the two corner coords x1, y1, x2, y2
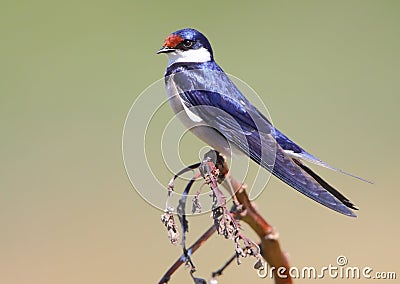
(156, 46, 177, 54)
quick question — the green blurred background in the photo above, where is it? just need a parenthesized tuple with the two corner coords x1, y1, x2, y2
(1, 0, 399, 283)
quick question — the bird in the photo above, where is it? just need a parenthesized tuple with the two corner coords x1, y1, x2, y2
(157, 28, 370, 217)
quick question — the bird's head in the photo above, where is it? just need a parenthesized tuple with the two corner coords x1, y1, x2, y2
(157, 28, 213, 66)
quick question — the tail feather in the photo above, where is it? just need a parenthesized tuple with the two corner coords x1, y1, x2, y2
(297, 152, 373, 184)
(265, 146, 357, 217)
(275, 128, 372, 184)
(292, 158, 358, 210)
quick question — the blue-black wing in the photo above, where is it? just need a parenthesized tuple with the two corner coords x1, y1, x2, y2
(167, 65, 357, 216)
(179, 87, 357, 217)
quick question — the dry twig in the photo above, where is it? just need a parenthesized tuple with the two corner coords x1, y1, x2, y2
(159, 150, 292, 284)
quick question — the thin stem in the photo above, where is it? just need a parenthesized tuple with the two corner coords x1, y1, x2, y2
(158, 225, 217, 284)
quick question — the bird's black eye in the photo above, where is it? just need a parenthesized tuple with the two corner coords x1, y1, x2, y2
(182, 39, 194, 48)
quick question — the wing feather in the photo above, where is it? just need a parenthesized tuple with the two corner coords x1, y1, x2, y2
(169, 68, 358, 216)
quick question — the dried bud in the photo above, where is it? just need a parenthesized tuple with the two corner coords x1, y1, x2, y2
(161, 211, 179, 245)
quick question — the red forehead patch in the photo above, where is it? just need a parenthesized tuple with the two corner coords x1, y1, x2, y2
(163, 34, 184, 48)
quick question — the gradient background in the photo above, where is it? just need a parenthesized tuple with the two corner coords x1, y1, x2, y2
(1, 0, 399, 283)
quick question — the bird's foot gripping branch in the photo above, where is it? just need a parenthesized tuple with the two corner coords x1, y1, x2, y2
(159, 150, 293, 284)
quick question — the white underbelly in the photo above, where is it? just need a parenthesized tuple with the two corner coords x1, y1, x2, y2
(165, 81, 236, 157)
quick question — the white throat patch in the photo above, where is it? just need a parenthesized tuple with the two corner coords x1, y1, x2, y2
(166, 47, 211, 66)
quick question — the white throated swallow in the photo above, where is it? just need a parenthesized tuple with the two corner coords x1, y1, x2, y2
(157, 28, 370, 217)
